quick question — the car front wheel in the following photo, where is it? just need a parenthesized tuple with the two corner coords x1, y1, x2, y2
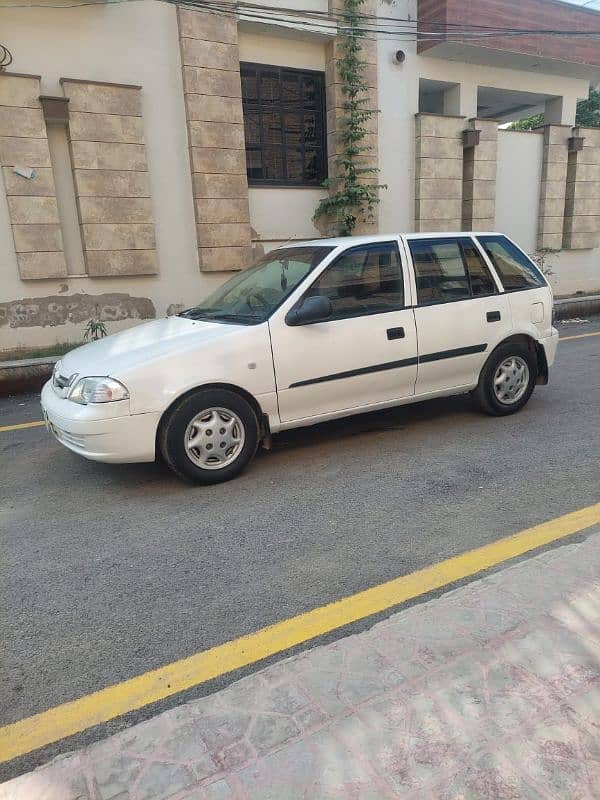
(473, 342, 537, 416)
(159, 388, 259, 483)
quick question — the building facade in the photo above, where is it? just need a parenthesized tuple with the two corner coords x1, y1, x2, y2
(0, 0, 599, 354)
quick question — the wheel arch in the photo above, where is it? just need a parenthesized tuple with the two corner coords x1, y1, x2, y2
(155, 382, 269, 458)
(487, 333, 548, 385)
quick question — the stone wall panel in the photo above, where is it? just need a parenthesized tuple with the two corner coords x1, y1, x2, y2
(415, 112, 464, 231)
(16, 252, 69, 280)
(63, 81, 143, 116)
(178, 5, 252, 271)
(12, 223, 64, 252)
(0, 72, 67, 279)
(73, 169, 151, 198)
(77, 197, 154, 224)
(7, 196, 60, 225)
(85, 250, 158, 277)
(562, 125, 600, 249)
(2, 167, 56, 196)
(69, 141, 147, 171)
(0, 106, 46, 138)
(538, 125, 570, 250)
(62, 79, 158, 275)
(80, 223, 155, 251)
(461, 119, 497, 231)
(68, 112, 145, 144)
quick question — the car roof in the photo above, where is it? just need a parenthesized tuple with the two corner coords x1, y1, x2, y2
(280, 232, 504, 249)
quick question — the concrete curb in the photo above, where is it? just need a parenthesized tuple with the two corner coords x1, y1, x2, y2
(0, 356, 58, 396)
(554, 293, 600, 320)
(1, 296, 598, 395)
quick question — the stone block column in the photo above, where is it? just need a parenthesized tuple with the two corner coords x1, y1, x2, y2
(177, 5, 252, 272)
(563, 126, 600, 250)
(537, 124, 570, 250)
(324, 0, 379, 235)
(462, 119, 498, 231)
(61, 79, 157, 277)
(0, 72, 67, 279)
(415, 113, 464, 232)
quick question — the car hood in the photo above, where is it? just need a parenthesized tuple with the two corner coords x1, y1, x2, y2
(57, 316, 244, 379)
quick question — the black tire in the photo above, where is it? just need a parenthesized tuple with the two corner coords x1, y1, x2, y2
(473, 342, 537, 416)
(159, 388, 259, 484)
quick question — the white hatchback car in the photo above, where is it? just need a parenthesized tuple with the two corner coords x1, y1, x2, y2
(42, 232, 558, 484)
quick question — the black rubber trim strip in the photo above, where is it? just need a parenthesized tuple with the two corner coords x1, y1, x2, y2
(289, 356, 418, 388)
(419, 343, 487, 364)
(289, 343, 487, 388)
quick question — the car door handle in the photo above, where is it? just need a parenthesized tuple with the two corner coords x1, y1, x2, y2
(487, 311, 501, 322)
(387, 327, 405, 340)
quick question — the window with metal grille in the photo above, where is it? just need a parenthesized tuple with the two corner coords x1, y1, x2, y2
(241, 62, 327, 187)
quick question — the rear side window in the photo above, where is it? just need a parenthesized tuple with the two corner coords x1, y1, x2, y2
(477, 235, 545, 291)
(307, 242, 404, 320)
(408, 237, 497, 305)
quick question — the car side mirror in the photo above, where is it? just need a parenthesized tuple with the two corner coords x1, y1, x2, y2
(285, 295, 333, 326)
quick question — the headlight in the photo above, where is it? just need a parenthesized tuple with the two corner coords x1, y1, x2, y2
(68, 377, 129, 405)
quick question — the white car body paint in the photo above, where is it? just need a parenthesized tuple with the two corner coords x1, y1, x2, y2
(41, 232, 559, 465)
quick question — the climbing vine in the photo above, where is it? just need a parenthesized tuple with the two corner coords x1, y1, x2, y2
(313, 0, 384, 236)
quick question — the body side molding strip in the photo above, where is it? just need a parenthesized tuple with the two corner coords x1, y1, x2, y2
(288, 344, 487, 389)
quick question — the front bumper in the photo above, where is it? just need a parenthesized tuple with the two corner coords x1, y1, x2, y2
(40, 381, 160, 463)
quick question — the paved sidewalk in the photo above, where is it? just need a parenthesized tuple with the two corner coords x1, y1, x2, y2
(2, 530, 599, 800)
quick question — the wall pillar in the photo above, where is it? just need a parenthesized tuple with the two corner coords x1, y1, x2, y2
(563, 126, 600, 250)
(462, 118, 498, 231)
(537, 124, 570, 250)
(414, 113, 464, 232)
(177, 4, 252, 271)
(544, 96, 577, 126)
(0, 72, 67, 279)
(325, 0, 379, 235)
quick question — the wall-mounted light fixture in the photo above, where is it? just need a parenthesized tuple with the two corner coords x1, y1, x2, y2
(393, 50, 406, 65)
(462, 129, 481, 149)
(40, 95, 70, 124)
(568, 135, 584, 153)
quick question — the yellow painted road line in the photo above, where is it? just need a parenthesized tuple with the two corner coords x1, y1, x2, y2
(1, 502, 599, 764)
(560, 330, 600, 342)
(0, 420, 45, 433)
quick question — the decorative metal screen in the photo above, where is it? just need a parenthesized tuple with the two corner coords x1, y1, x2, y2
(241, 62, 327, 187)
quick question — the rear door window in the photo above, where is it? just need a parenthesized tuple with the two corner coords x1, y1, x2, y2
(408, 237, 497, 305)
(477, 235, 545, 291)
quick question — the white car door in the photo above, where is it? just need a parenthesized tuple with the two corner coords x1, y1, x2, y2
(269, 240, 418, 424)
(405, 235, 512, 396)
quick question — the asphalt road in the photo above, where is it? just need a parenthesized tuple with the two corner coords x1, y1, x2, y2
(1, 319, 599, 775)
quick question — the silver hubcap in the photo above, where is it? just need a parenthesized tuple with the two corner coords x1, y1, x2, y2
(493, 356, 530, 405)
(184, 407, 245, 470)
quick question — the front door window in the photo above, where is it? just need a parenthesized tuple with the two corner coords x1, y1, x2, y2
(306, 242, 404, 320)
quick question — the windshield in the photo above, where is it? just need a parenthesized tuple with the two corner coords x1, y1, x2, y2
(179, 245, 335, 324)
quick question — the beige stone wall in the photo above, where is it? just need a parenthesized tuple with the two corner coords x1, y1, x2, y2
(324, 0, 379, 235)
(462, 119, 497, 231)
(177, 5, 252, 272)
(60, 79, 157, 277)
(415, 113, 464, 232)
(563, 126, 600, 250)
(0, 72, 67, 280)
(537, 124, 570, 250)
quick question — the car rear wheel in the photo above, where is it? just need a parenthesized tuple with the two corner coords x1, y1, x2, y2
(159, 388, 259, 483)
(473, 342, 537, 416)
